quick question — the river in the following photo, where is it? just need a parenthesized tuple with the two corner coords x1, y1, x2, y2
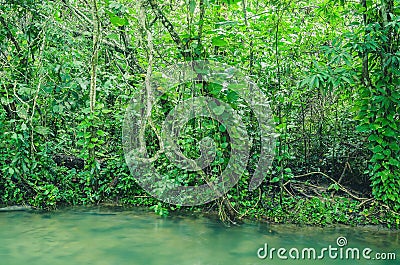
(0, 207, 398, 265)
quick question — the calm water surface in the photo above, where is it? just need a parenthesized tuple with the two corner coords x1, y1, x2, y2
(0, 207, 398, 265)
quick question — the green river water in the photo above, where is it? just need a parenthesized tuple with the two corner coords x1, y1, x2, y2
(0, 207, 398, 265)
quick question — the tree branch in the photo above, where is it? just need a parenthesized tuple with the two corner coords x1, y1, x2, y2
(145, 0, 188, 58)
(0, 14, 21, 53)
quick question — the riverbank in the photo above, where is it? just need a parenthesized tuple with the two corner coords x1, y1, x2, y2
(2, 193, 398, 229)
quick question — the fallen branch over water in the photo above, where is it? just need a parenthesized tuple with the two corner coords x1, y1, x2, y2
(286, 171, 368, 201)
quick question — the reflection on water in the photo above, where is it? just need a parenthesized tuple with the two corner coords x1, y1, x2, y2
(0, 207, 398, 265)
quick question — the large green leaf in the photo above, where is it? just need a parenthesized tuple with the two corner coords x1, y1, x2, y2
(189, 0, 196, 14)
(212, 37, 228, 47)
(109, 15, 127, 27)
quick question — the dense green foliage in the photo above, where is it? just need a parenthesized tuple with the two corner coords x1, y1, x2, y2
(0, 0, 399, 226)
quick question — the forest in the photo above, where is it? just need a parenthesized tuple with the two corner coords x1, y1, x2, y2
(0, 0, 399, 227)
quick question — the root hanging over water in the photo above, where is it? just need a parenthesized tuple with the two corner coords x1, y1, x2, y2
(217, 197, 240, 226)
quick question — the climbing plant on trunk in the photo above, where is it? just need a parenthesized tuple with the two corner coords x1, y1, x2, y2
(354, 0, 400, 211)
